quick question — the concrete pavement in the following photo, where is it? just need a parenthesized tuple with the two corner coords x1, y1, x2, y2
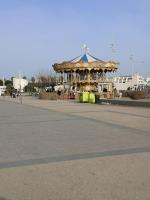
(0, 97, 150, 200)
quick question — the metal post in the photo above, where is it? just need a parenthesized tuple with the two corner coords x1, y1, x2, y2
(129, 55, 134, 88)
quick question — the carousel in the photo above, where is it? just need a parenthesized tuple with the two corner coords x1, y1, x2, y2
(53, 47, 119, 98)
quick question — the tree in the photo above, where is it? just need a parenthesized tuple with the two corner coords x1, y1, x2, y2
(5, 79, 12, 86)
(31, 76, 35, 83)
(6, 84, 14, 95)
(11, 77, 14, 82)
(0, 79, 3, 86)
(24, 83, 36, 94)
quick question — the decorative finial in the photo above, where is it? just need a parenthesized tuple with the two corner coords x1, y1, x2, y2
(81, 44, 90, 54)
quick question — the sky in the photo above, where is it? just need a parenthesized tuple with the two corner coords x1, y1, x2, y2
(0, 0, 150, 79)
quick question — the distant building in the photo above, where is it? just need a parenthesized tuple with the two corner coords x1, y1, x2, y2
(13, 78, 28, 92)
(110, 73, 148, 91)
(0, 86, 6, 96)
(146, 77, 150, 86)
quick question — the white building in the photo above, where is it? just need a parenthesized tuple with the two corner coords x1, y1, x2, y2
(111, 73, 148, 91)
(0, 86, 6, 96)
(13, 78, 28, 92)
(146, 77, 150, 86)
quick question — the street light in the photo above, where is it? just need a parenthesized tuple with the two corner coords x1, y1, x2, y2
(110, 43, 117, 61)
(129, 54, 134, 76)
(129, 55, 144, 76)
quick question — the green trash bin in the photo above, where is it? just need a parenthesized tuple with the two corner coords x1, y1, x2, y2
(89, 92, 95, 103)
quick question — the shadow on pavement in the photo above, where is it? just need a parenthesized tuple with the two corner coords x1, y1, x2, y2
(0, 197, 10, 200)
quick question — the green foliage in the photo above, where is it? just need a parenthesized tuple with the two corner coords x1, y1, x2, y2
(2, 79, 14, 94)
(0, 79, 3, 86)
(5, 79, 12, 86)
(6, 84, 14, 95)
(11, 77, 14, 82)
(23, 76, 27, 79)
(25, 83, 36, 94)
(31, 76, 35, 83)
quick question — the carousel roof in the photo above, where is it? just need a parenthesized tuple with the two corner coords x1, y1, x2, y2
(53, 52, 119, 72)
(70, 53, 103, 63)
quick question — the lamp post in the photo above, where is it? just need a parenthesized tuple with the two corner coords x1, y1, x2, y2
(110, 43, 117, 61)
(18, 72, 22, 104)
(110, 43, 118, 77)
(129, 55, 134, 76)
(2, 77, 5, 86)
(48, 69, 51, 88)
(129, 55, 134, 88)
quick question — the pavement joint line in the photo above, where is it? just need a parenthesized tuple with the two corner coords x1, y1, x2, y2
(0, 98, 21, 105)
(0, 113, 56, 118)
(25, 100, 150, 119)
(106, 110, 150, 118)
(70, 110, 150, 119)
(0, 117, 82, 126)
(0, 99, 70, 118)
(0, 146, 150, 169)
(72, 114, 150, 137)
(1, 98, 150, 137)
(42, 107, 150, 137)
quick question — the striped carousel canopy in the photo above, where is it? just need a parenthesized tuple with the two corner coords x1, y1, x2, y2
(53, 47, 119, 73)
(70, 53, 103, 63)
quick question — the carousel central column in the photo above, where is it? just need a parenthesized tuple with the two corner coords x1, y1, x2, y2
(56, 72, 58, 84)
(63, 71, 65, 83)
(96, 71, 99, 81)
(87, 69, 91, 81)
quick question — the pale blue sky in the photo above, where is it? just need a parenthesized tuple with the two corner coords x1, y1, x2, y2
(0, 0, 150, 78)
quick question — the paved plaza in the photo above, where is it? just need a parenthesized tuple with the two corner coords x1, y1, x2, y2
(0, 97, 150, 200)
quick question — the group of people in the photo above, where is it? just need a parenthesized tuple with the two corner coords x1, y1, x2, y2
(10, 91, 21, 98)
